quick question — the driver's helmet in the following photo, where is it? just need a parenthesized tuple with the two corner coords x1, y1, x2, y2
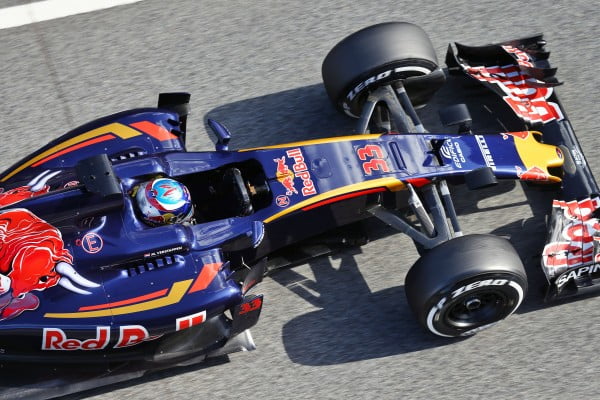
(135, 178, 194, 225)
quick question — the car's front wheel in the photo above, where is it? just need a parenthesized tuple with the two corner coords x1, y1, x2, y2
(405, 234, 527, 337)
(321, 21, 445, 117)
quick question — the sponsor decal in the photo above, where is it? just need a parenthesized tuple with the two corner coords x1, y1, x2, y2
(273, 156, 297, 196)
(176, 310, 206, 331)
(451, 279, 509, 298)
(475, 135, 495, 169)
(516, 166, 549, 181)
(285, 148, 317, 196)
(115, 325, 161, 348)
(345, 66, 432, 103)
(426, 279, 524, 337)
(439, 140, 466, 168)
(501, 45, 534, 67)
(42, 325, 161, 350)
(275, 194, 290, 208)
(81, 232, 103, 254)
(462, 52, 564, 125)
(0, 209, 98, 321)
(571, 148, 584, 166)
(542, 198, 600, 275)
(555, 262, 600, 289)
(356, 144, 390, 175)
(42, 327, 110, 351)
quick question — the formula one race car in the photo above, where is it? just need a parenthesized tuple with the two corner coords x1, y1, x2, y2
(0, 21, 597, 398)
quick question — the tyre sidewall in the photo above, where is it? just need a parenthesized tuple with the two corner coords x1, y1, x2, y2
(405, 234, 527, 337)
(322, 22, 441, 116)
(339, 61, 438, 117)
(425, 272, 526, 337)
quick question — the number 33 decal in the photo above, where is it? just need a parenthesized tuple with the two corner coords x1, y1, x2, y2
(356, 144, 390, 175)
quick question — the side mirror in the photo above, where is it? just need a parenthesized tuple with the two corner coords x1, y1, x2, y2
(207, 119, 232, 151)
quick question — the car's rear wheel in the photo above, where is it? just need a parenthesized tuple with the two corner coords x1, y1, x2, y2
(322, 22, 446, 117)
(405, 234, 527, 337)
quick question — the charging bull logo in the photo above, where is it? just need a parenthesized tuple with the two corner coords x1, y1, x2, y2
(516, 166, 549, 181)
(274, 156, 298, 196)
(0, 170, 61, 209)
(0, 208, 99, 321)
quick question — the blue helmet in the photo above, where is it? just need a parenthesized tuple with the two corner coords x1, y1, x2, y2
(135, 178, 194, 225)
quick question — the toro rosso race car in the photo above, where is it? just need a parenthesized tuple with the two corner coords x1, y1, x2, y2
(0, 21, 597, 396)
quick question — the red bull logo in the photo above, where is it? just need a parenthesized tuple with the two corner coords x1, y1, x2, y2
(0, 208, 99, 321)
(516, 166, 549, 181)
(543, 197, 600, 274)
(285, 148, 317, 196)
(274, 156, 298, 196)
(42, 325, 161, 350)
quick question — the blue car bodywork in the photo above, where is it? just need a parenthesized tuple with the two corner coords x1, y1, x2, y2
(0, 97, 562, 362)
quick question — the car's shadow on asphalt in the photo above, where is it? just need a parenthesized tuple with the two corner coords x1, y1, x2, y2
(204, 83, 355, 149)
(269, 250, 451, 366)
(266, 185, 553, 367)
(0, 354, 232, 400)
(265, 189, 555, 366)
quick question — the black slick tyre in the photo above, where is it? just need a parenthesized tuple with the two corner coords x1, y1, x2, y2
(322, 22, 445, 117)
(405, 234, 527, 337)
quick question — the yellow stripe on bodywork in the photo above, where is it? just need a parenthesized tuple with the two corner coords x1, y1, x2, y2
(512, 131, 564, 182)
(44, 279, 192, 319)
(264, 177, 405, 223)
(2, 123, 142, 182)
(239, 134, 383, 152)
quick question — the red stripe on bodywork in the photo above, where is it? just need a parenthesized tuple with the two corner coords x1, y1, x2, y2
(188, 262, 222, 293)
(78, 288, 169, 311)
(404, 178, 431, 188)
(31, 134, 116, 167)
(301, 188, 386, 212)
(130, 121, 178, 141)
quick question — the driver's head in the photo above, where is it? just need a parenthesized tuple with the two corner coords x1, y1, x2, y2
(135, 178, 194, 225)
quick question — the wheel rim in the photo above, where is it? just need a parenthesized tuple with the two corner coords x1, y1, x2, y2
(444, 289, 512, 329)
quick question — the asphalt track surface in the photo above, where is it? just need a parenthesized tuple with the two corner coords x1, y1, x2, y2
(0, 1, 599, 399)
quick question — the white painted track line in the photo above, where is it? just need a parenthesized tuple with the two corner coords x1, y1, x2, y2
(0, 0, 144, 29)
